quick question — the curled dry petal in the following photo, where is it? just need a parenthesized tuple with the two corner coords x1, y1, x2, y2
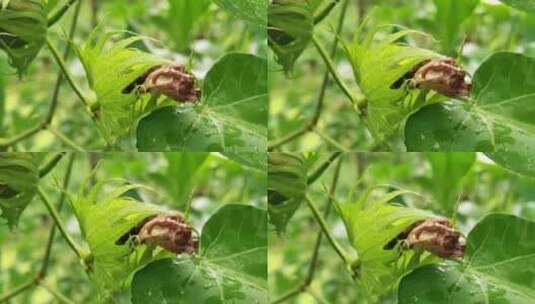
(122, 64, 201, 103)
(116, 212, 198, 255)
(406, 218, 465, 258)
(410, 58, 472, 98)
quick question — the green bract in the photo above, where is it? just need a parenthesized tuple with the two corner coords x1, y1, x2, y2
(268, 152, 307, 233)
(0, 153, 38, 228)
(0, 0, 47, 76)
(343, 24, 443, 143)
(268, 0, 314, 73)
(76, 30, 168, 143)
(70, 180, 169, 300)
(334, 187, 438, 298)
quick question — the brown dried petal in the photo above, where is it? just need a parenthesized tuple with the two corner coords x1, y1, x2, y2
(137, 213, 198, 254)
(122, 64, 201, 103)
(406, 218, 465, 258)
(410, 58, 471, 98)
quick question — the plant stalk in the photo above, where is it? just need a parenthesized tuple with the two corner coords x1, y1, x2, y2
(305, 196, 351, 268)
(38, 187, 85, 260)
(47, 0, 78, 26)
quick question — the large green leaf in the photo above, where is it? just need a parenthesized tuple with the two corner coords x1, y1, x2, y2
(343, 25, 443, 143)
(76, 31, 169, 143)
(500, 0, 535, 14)
(150, 0, 211, 52)
(425, 152, 475, 212)
(131, 204, 268, 303)
(399, 214, 535, 303)
(268, 153, 307, 234)
(0, 0, 47, 76)
(268, 0, 314, 73)
(405, 52, 535, 178)
(136, 53, 267, 153)
(334, 187, 438, 297)
(70, 180, 170, 300)
(214, 0, 267, 27)
(432, 0, 479, 55)
(0, 153, 38, 228)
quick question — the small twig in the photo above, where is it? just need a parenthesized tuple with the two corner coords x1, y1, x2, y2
(39, 152, 66, 178)
(47, 0, 78, 26)
(46, 38, 92, 113)
(307, 152, 342, 185)
(312, 35, 357, 108)
(313, 129, 350, 151)
(38, 187, 85, 260)
(305, 196, 351, 266)
(39, 154, 75, 279)
(314, 0, 340, 25)
(39, 280, 76, 304)
(0, 278, 39, 302)
(47, 127, 85, 152)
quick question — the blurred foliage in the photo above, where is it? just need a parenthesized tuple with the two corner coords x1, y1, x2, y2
(269, 0, 535, 151)
(269, 152, 535, 303)
(0, 152, 266, 303)
(1, 0, 266, 151)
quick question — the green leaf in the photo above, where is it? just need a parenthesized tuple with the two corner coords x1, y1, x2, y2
(76, 31, 169, 143)
(432, 0, 479, 55)
(221, 151, 266, 172)
(131, 204, 268, 304)
(0, 0, 47, 76)
(343, 25, 443, 142)
(500, 0, 535, 14)
(334, 187, 437, 297)
(214, 0, 267, 27)
(268, 0, 314, 73)
(399, 214, 535, 303)
(151, 0, 211, 52)
(0, 153, 39, 228)
(405, 52, 535, 178)
(150, 153, 209, 209)
(268, 153, 307, 234)
(70, 180, 170, 299)
(136, 53, 267, 153)
(425, 152, 475, 212)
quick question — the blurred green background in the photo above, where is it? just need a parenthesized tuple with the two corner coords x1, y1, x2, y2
(269, 152, 535, 303)
(0, 152, 266, 303)
(268, 0, 535, 151)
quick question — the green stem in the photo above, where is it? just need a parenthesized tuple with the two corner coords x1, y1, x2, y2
(305, 195, 351, 266)
(39, 152, 66, 178)
(268, 0, 350, 151)
(312, 35, 358, 109)
(0, 2, 81, 149)
(39, 154, 75, 278)
(314, 0, 339, 25)
(47, 0, 78, 26)
(307, 152, 342, 185)
(272, 158, 343, 304)
(38, 187, 85, 260)
(0, 279, 38, 303)
(46, 38, 93, 113)
(313, 129, 349, 151)
(47, 127, 85, 152)
(39, 281, 76, 304)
